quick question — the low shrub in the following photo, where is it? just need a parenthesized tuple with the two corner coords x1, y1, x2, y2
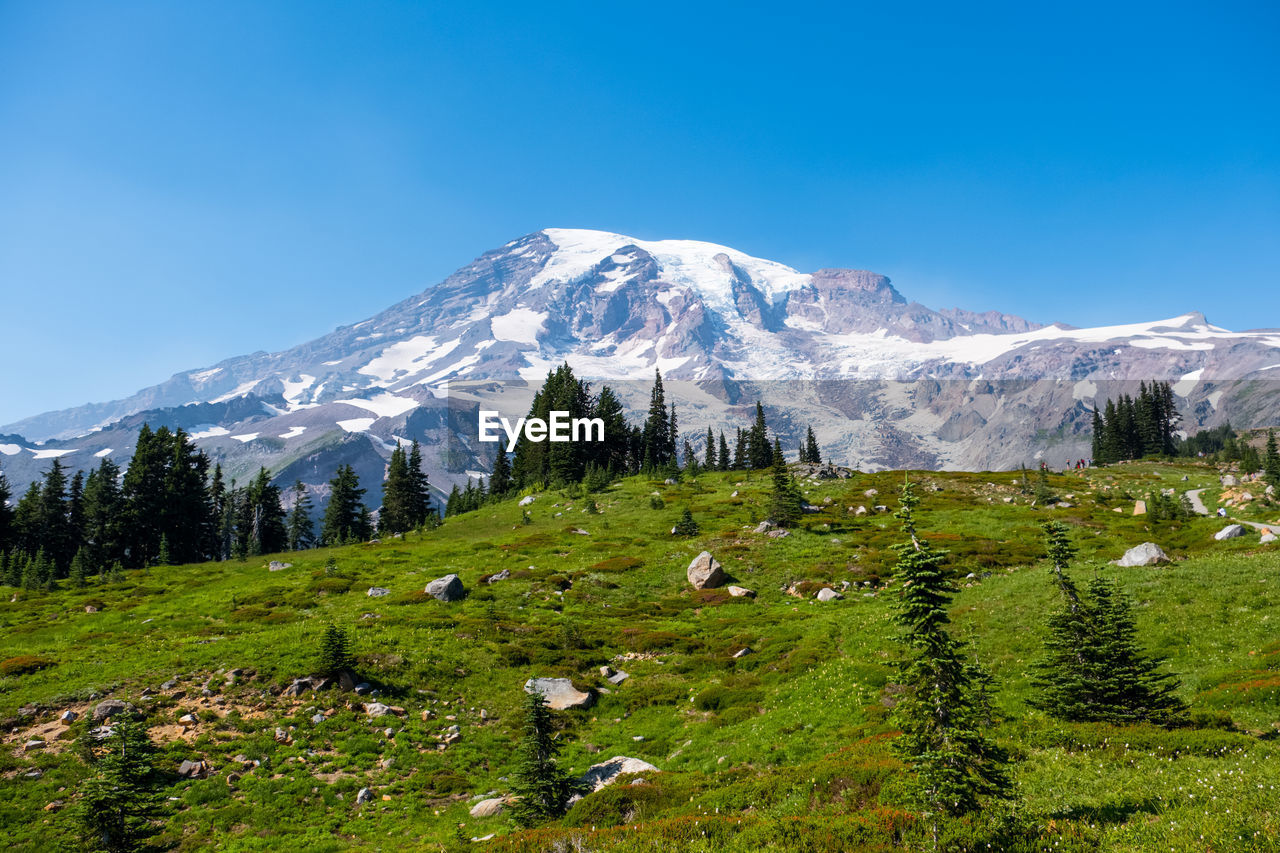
(0, 655, 55, 677)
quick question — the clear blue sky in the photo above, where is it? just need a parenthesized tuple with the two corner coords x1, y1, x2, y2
(1, 1, 1277, 426)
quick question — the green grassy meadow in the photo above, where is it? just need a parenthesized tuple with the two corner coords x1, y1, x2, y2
(2, 461, 1278, 851)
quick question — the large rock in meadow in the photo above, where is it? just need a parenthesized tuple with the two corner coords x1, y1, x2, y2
(1214, 524, 1245, 541)
(425, 574, 465, 602)
(469, 797, 510, 817)
(524, 677, 594, 711)
(1113, 542, 1170, 567)
(92, 699, 136, 723)
(686, 551, 725, 590)
(578, 756, 659, 791)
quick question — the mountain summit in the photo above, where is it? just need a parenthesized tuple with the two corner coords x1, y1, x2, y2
(2, 229, 1278, 496)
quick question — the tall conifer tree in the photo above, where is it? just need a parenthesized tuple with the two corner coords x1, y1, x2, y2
(889, 480, 1010, 828)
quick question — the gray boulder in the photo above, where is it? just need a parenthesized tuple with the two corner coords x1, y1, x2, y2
(578, 756, 659, 792)
(524, 677, 594, 711)
(92, 699, 136, 723)
(1113, 542, 1170, 567)
(1261, 528, 1277, 544)
(1221, 474, 1239, 487)
(754, 521, 775, 533)
(519, 495, 536, 506)
(816, 588, 843, 602)
(356, 787, 374, 805)
(425, 574, 465, 602)
(366, 587, 391, 598)
(1215, 524, 1246, 541)
(727, 585, 755, 598)
(686, 551, 725, 590)
(267, 561, 292, 571)
(486, 569, 511, 584)
(177, 759, 211, 779)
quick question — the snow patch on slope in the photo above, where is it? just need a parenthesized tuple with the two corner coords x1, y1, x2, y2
(491, 308, 547, 345)
(334, 393, 420, 418)
(337, 417, 376, 433)
(359, 336, 460, 383)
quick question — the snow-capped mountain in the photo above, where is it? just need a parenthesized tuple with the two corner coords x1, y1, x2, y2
(3, 228, 1279, 499)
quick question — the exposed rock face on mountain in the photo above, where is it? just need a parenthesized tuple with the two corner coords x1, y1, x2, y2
(3, 228, 1279, 502)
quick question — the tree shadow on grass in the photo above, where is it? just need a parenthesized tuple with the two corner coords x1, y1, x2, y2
(1045, 796, 1162, 825)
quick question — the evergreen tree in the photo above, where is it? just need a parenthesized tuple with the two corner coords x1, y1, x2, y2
(443, 483, 462, 518)
(243, 468, 288, 555)
(747, 402, 772, 469)
(1030, 521, 1186, 724)
(1028, 522, 1097, 721)
(0, 462, 13, 556)
(804, 425, 821, 465)
(732, 427, 746, 470)
(672, 508, 700, 536)
(156, 534, 172, 567)
(1085, 574, 1187, 724)
(1264, 429, 1280, 489)
(718, 432, 731, 471)
(379, 445, 413, 534)
(286, 481, 316, 551)
(768, 437, 804, 525)
(38, 458, 74, 575)
(889, 480, 1010, 827)
(317, 623, 353, 677)
(204, 463, 227, 561)
(705, 426, 717, 470)
(640, 369, 673, 471)
(78, 719, 162, 853)
(13, 481, 43, 556)
(69, 547, 88, 588)
(321, 465, 371, 545)
(162, 429, 212, 564)
(406, 440, 434, 527)
(68, 470, 86, 559)
(120, 425, 169, 568)
(590, 385, 630, 476)
(510, 688, 580, 825)
(490, 444, 513, 499)
(1090, 408, 1105, 463)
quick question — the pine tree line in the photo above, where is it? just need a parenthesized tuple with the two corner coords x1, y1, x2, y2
(0, 427, 436, 586)
(1091, 381, 1180, 463)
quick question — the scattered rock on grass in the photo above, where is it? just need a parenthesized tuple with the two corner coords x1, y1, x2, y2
(366, 587, 391, 598)
(524, 677, 594, 710)
(816, 588, 843, 602)
(686, 552, 725, 590)
(578, 756, 659, 792)
(1113, 542, 1170, 567)
(1215, 524, 1245, 541)
(92, 699, 136, 723)
(425, 574, 465, 602)
(470, 797, 510, 817)
(727, 586, 755, 598)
